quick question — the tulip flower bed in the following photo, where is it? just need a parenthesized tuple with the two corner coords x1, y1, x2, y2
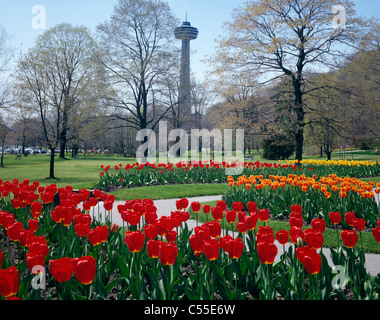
(223, 174, 380, 228)
(1, 178, 380, 300)
(97, 160, 380, 192)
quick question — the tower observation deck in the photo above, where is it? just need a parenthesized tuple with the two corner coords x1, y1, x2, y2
(174, 21, 198, 116)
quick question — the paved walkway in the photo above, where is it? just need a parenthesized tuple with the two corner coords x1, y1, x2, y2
(93, 194, 380, 276)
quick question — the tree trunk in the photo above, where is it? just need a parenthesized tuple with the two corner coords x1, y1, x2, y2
(1, 135, 5, 168)
(49, 147, 55, 179)
(59, 141, 66, 159)
(293, 76, 305, 165)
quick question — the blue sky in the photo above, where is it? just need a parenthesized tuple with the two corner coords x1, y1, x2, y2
(1, 0, 379, 81)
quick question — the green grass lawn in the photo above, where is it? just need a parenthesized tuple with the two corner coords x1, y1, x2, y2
(0, 154, 136, 189)
(111, 183, 229, 201)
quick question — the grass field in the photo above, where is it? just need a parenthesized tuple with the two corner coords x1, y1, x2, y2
(0, 154, 135, 189)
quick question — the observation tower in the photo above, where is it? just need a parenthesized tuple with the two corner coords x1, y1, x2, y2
(174, 20, 198, 115)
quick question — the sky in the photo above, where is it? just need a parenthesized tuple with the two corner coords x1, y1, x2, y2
(0, 0, 380, 81)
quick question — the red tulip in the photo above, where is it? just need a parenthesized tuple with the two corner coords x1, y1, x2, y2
(82, 201, 92, 212)
(31, 201, 43, 218)
(29, 236, 49, 257)
(19, 230, 35, 247)
(353, 218, 366, 232)
(202, 204, 210, 214)
(93, 189, 103, 199)
(237, 222, 247, 234)
(226, 237, 244, 259)
(232, 202, 243, 212)
(0, 266, 19, 298)
(26, 252, 46, 274)
(225, 210, 236, 224)
(87, 226, 109, 246)
(124, 230, 145, 253)
(296, 246, 321, 275)
(258, 209, 269, 222)
(103, 200, 113, 212)
(345, 212, 356, 227)
(143, 224, 158, 239)
(311, 218, 326, 233)
(289, 216, 303, 228)
(191, 201, 201, 213)
(110, 223, 118, 232)
(165, 230, 177, 243)
(181, 211, 190, 222)
(329, 211, 342, 225)
(296, 246, 316, 263)
(194, 225, 211, 242)
(121, 210, 141, 226)
(245, 213, 258, 230)
(257, 242, 278, 265)
(247, 201, 257, 213)
(258, 225, 273, 236)
(170, 211, 182, 228)
(147, 240, 160, 258)
(49, 257, 73, 283)
(7, 222, 24, 242)
(176, 198, 189, 211)
(303, 253, 322, 275)
(275, 230, 289, 245)
(220, 235, 233, 253)
(341, 230, 358, 248)
(372, 227, 380, 243)
(0, 249, 3, 267)
(158, 242, 178, 265)
(28, 219, 39, 232)
(202, 239, 220, 261)
(237, 211, 246, 223)
(256, 232, 274, 243)
(206, 221, 221, 238)
(190, 235, 203, 254)
(211, 206, 223, 221)
(41, 191, 54, 204)
(0, 213, 15, 230)
(304, 229, 324, 250)
(75, 223, 91, 237)
(11, 198, 22, 209)
(291, 204, 302, 214)
(145, 211, 158, 224)
(216, 200, 227, 212)
(157, 216, 175, 232)
(290, 226, 305, 245)
(72, 256, 96, 285)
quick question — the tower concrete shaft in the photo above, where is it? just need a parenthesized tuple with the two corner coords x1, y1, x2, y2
(175, 21, 198, 117)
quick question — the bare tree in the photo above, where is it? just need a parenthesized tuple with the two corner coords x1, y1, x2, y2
(13, 23, 104, 178)
(0, 26, 14, 108)
(208, 0, 367, 163)
(97, 0, 180, 134)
